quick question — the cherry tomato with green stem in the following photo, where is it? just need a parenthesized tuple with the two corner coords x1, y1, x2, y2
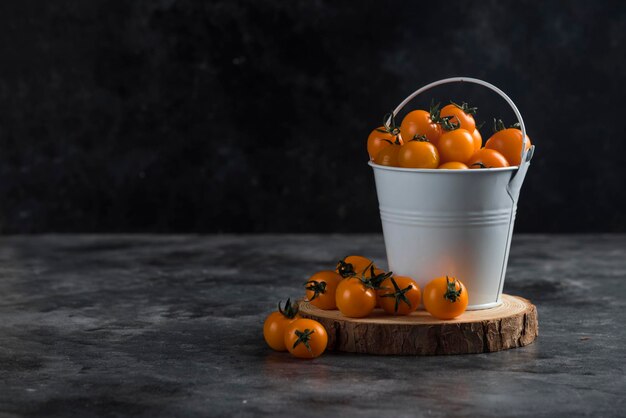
(304, 270, 342, 310)
(378, 276, 421, 315)
(423, 276, 468, 319)
(440, 101, 477, 133)
(336, 255, 375, 278)
(336, 268, 391, 318)
(284, 318, 328, 359)
(400, 101, 443, 147)
(485, 119, 532, 166)
(263, 299, 300, 351)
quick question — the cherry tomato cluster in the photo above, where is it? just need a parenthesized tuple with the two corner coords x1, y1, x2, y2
(323, 255, 468, 319)
(263, 255, 470, 358)
(367, 101, 532, 169)
(263, 299, 328, 359)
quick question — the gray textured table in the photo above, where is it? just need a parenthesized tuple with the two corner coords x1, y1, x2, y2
(0, 235, 624, 417)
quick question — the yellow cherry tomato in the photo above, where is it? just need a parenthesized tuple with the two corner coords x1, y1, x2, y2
(471, 129, 482, 150)
(284, 318, 328, 359)
(367, 126, 395, 160)
(335, 277, 377, 318)
(440, 102, 477, 132)
(367, 125, 403, 160)
(377, 276, 421, 315)
(263, 299, 300, 351)
(438, 162, 468, 169)
(467, 148, 509, 169)
(305, 270, 343, 310)
(336, 255, 374, 278)
(423, 276, 468, 319)
(400, 108, 442, 147)
(397, 140, 440, 169)
(438, 129, 475, 164)
(374, 142, 402, 166)
(485, 126, 532, 166)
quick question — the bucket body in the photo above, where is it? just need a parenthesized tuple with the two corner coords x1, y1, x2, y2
(370, 162, 526, 310)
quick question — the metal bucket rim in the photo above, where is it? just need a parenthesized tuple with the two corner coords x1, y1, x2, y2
(368, 160, 519, 174)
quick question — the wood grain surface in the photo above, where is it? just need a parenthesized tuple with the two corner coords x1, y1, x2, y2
(299, 294, 538, 355)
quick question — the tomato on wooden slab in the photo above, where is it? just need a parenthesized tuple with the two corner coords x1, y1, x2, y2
(423, 276, 468, 319)
(377, 276, 421, 315)
(263, 299, 300, 351)
(336, 255, 374, 278)
(335, 277, 377, 318)
(284, 318, 328, 359)
(336, 269, 391, 318)
(304, 270, 342, 310)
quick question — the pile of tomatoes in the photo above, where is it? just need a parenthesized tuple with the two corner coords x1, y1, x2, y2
(263, 299, 328, 359)
(308, 255, 468, 320)
(263, 255, 469, 359)
(367, 101, 531, 169)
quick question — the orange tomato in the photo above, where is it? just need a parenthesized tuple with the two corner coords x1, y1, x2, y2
(467, 148, 509, 169)
(423, 276, 468, 319)
(377, 276, 421, 315)
(336, 255, 374, 278)
(305, 270, 343, 310)
(400, 109, 442, 147)
(397, 140, 440, 169)
(438, 162, 468, 169)
(437, 129, 475, 164)
(335, 276, 377, 318)
(374, 142, 401, 166)
(284, 318, 328, 359)
(471, 129, 482, 150)
(263, 299, 300, 351)
(440, 102, 477, 132)
(367, 126, 401, 160)
(485, 128, 532, 166)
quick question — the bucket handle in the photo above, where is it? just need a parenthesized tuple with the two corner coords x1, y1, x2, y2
(388, 77, 534, 196)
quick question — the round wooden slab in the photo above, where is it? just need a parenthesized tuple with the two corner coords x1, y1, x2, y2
(299, 294, 538, 355)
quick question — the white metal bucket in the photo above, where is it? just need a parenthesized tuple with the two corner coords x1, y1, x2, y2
(371, 77, 534, 310)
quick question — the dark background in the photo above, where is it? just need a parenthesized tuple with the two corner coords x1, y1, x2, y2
(0, 0, 624, 233)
